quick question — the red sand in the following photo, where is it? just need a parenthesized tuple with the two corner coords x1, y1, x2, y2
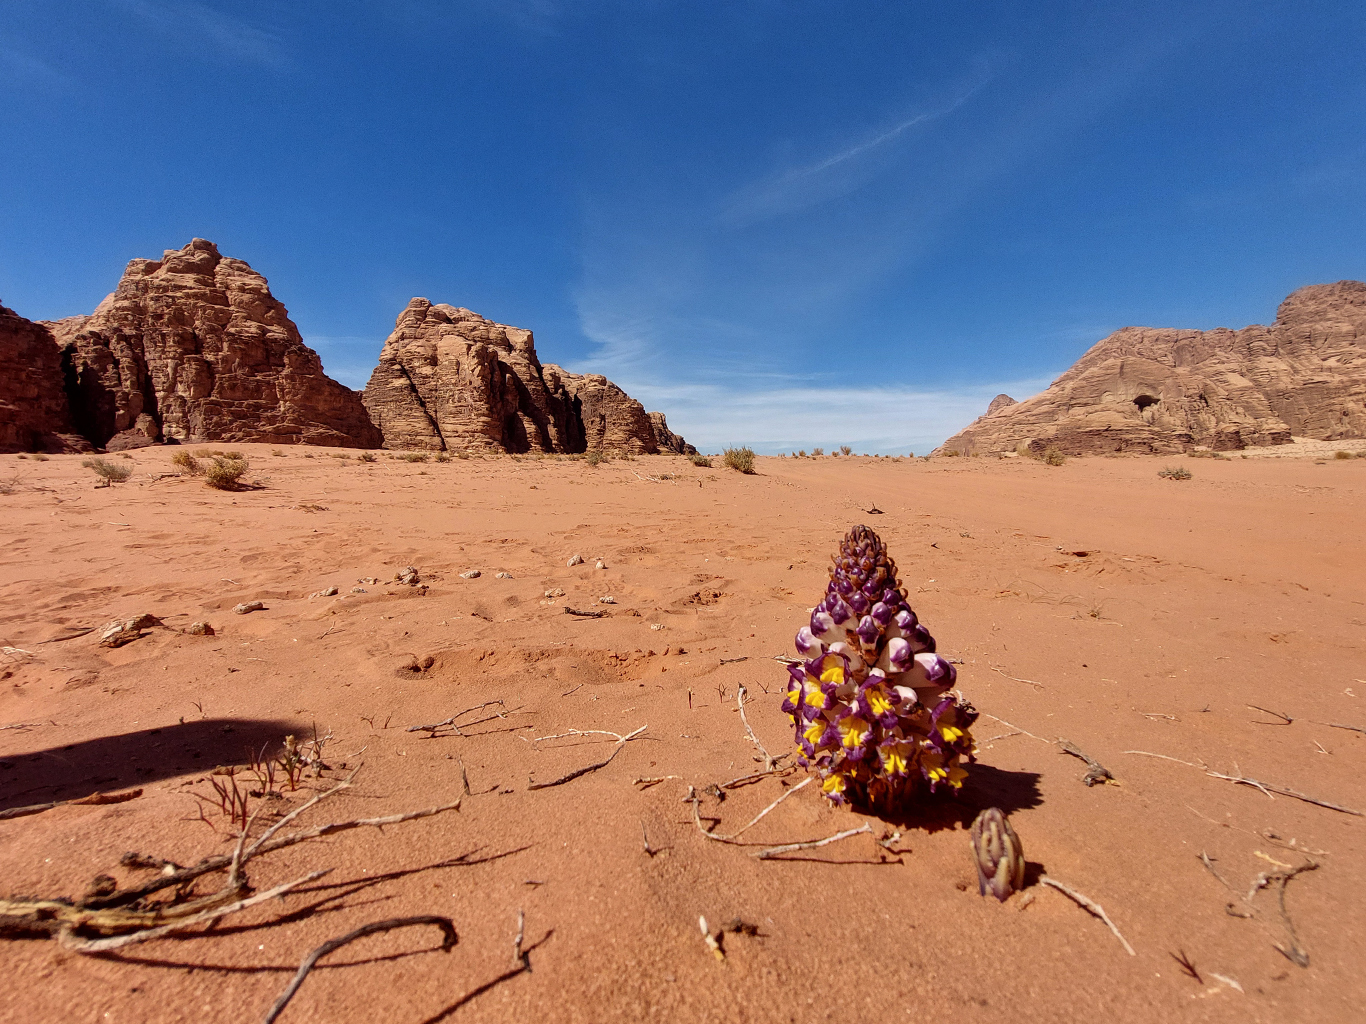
(2, 447, 1363, 1023)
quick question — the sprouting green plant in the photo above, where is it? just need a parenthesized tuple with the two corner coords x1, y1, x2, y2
(724, 447, 756, 474)
(82, 457, 133, 485)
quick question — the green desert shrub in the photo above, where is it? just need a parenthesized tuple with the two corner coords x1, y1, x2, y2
(204, 455, 249, 490)
(1158, 465, 1192, 481)
(723, 446, 756, 474)
(690, 454, 712, 468)
(586, 450, 605, 467)
(82, 457, 133, 484)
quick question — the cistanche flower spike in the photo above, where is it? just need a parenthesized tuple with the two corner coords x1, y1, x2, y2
(970, 807, 1025, 902)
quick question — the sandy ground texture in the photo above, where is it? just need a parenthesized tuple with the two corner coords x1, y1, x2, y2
(1, 445, 1363, 1024)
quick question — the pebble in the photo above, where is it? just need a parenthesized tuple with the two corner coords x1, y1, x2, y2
(188, 621, 215, 636)
(495, 572, 513, 579)
(396, 566, 421, 585)
(233, 601, 266, 615)
(544, 588, 565, 598)
(599, 595, 616, 604)
(351, 587, 367, 594)
(595, 560, 606, 570)
(650, 623, 666, 631)
(459, 570, 481, 579)
(310, 586, 339, 599)
(567, 554, 584, 567)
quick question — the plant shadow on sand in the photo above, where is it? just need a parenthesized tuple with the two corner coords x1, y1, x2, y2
(0, 717, 299, 812)
(856, 763, 1044, 835)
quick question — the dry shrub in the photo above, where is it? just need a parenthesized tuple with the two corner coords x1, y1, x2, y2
(723, 446, 756, 474)
(272, 449, 284, 457)
(840, 445, 852, 456)
(435, 452, 451, 463)
(358, 451, 377, 463)
(204, 455, 249, 490)
(1334, 450, 1353, 460)
(32, 453, 48, 462)
(82, 457, 132, 484)
(690, 454, 712, 468)
(171, 450, 203, 476)
(399, 452, 429, 463)
(1042, 447, 1066, 466)
(586, 450, 605, 467)
(812, 447, 824, 456)
(1158, 465, 1192, 480)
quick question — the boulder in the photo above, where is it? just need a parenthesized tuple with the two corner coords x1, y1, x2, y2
(0, 304, 84, 453)
(937, 281, 1366, 456)
(47, 239, 380, 449)
(362, 299, 690, 455)
(648, 411, 698, 455)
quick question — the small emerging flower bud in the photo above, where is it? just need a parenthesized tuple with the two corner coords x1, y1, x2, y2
(970, 807, 1025, 902)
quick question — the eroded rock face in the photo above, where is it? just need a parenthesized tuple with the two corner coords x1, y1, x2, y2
(648, 411, 698, 455)
(362, 299, 689, 455)
(937, 281, 1366, 456)
(0, 304, 83, 453)
(50, 239, 380, 449)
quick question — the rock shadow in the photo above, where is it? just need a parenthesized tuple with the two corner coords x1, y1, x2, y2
(0, 717, 298, 812)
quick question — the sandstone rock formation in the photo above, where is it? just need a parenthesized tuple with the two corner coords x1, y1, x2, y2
(46, 239, 380, 450)
(647, 411, 698, 455)
(0, 304, 87, 454)
(362, 299, 691, 455)
(937, 281, 1366, 456)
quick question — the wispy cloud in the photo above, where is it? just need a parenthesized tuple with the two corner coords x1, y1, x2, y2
(110, 0, 284, 66)
(622, 375, 1059, 455)
(0, 41, 76, 92)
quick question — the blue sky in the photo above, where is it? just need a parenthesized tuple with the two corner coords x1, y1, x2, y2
(2, 2, 1363, 453)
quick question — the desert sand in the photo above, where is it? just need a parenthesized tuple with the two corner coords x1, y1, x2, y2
(2, 447, 1364, 1024)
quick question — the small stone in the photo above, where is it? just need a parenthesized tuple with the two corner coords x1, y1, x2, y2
(233, 601, 266, 615)
(567, 554, 584, 567)
(358, 576, 380, 585)
(99, 619, 142, 648)
(595, 560, 606, 570)
(351, 587, 367, 594)
(128, 613, 163, 630)
(310, 586, 339, 599)
(459, 570, 481, 579)
(187, 621, 215, 636)
(396, 566, 421, 585)
(650, 623, 666, 631)
(495, 572, 513, 579)
(544, 588, 565, 598)
(599, 595, 616, 604)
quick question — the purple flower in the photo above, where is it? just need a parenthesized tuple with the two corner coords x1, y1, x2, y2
(795, 626, 820, 654)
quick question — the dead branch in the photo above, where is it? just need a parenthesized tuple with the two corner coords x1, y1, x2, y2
(720, 656, 748, 665)
(512, 909, 527, 970)
(0, 788, 142, 822)
(1247, 704, 1293, 725)
(632, 775, 680, 789)
(753, 824, 874, 860)
(1125, 751, 1361, 816)
(1039, 876, 1136, 955)
(407, 701, 508, 736)
(1056, 738, 1115, 786)
(1270, 862, 1317, 966)
(691, 778, 812, 844)
(1199, 852, 1234, 891)
(736, 684, 784, 773)
(526, 725, 647, 790)
(989, 664, 1045, 689)
(1319, 721, 1366, 736)
(720, 764, 797, 790)
(262, 916, 457, 1024)
(563, 606, 605, 618)
(979, 713, 1049, 743)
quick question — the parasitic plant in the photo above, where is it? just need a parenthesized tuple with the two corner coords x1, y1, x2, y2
(781, 525, 977, 807)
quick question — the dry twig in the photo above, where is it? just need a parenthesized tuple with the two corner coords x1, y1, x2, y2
(407, 700, 509, 736)
(1039, 876, 1135, 955)
(0, 788, 142, 822)
(262, 916, 456, 1024)
(753, 825, 874, 860)
(691, 778, 812, 843)
(1125, 751, 1361, 816)
(527, 725, 647, 790)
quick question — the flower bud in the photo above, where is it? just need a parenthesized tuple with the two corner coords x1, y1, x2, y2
(970, 808, 1025, 902)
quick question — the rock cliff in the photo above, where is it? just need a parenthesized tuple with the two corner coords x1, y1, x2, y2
(48, 239, 380, 450)
(647, 411, 698, 455)
(937, 281, 1366, 456)
(361, 299, 690, 455)
(0, 304, 86, 454)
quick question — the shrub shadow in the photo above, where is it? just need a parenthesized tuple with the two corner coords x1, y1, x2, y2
(0, 717, 299, 812)
(858, 763, 1044, 834)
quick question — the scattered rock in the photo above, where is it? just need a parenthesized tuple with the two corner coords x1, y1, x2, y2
(233, 601, 266, 615)
(599, 595, 616, 604)
(98, 619, 143, 648)
(309, 586, 339, 599)
(567, 554, 584, 567)
(595, 560, 606, 570)
(397, 566, 422, 585)
(358, 576, 381, 585)
(351, 587, 367, 594)
(459, 570, 481, 580)
(128, 613, 163, 630)
(495, 571, 513, 579)
(650, 623, 666, 631)
(544, 588, 565, 598)
(187, 621, 215, 636)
